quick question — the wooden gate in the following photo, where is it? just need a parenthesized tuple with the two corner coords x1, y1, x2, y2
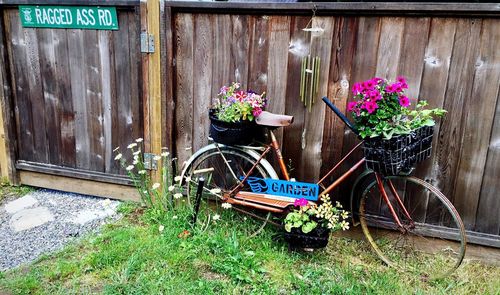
(0, 0, 164, 200)
(164, 2, 500, 247)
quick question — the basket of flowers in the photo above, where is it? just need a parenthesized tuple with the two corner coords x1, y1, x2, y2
(209, 82, 268, 145)
(347, 76, 446, 175)
(283, 195, 350, 250)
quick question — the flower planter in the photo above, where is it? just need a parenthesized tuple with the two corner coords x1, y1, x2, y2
(283, 227, 330, 249)
(209, 109, 263, 145)
(363, 125, 434, 175)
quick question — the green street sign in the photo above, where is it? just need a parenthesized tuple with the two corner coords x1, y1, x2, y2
(19, 5, 119, 30)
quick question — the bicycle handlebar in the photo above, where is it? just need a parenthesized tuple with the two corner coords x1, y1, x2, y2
(322, 97, 358, 136)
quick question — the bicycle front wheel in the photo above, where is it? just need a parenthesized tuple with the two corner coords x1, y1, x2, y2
(182, 145, 276, 234)
(358, 175, 466, 279)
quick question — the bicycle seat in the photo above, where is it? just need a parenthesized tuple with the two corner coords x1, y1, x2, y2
(255, 111, 294, 127)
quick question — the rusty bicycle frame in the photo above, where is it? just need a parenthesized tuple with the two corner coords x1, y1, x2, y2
(219, 97, 413, 232)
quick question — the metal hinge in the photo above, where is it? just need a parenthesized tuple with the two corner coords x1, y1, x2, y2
(143, 153, 158, 170)
(140, 32, 155, 53)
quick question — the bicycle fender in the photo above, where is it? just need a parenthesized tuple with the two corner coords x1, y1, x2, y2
(179, 144, 279, 182)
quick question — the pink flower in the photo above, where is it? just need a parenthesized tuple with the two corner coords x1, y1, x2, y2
(399, 96, 411, 107)
(396, 76, 408, 89)
(347, 101, 358, 112)
(372, 77, 383, 84)
(235, 91, 247, 102)
(252, 107, 262, 117)
(294, 198, 308, 207)
(352, 82, 362, 95)
(362, 80, 375, 91)
(385, 84, 398, 94)
(368, 90, 382, 101)
(363, 101, 378, 114)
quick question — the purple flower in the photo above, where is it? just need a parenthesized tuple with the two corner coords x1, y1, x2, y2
(294, 198, 308, 207)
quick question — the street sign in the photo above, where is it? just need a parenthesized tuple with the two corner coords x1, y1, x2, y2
(19, 5, 119, 30)
(245, 177, 319, 201)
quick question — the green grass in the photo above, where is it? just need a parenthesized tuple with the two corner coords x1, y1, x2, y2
(1, 204, 499, 295)
(0, 178, 35, 203)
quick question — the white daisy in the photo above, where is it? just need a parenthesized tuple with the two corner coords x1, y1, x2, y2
(127, 143, 137, 149)
(174, 176, 182, 182)
(138, 170, 147, 175)
(159, 225, 164, 232)
(173, 193, 182, 199)
(114, 153, 122, 160)
(152, 183, 160, 190)
(133, 150, 141, 156)
(126, 165, 134, 171)
(212, 214, 220, 221)
(168, 185, 175, 192)
(135, 138, 143, 143)
(161, 151, 170, 157)
(222, 203, 232, 209)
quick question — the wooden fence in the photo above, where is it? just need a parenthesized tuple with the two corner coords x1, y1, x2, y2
(164, 2, 500, 246)
(0, 1, 499, 247)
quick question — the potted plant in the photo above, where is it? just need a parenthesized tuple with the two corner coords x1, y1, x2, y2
(209, 82, 268, 145)
(347, 76, 446, 175)
(283, 195, 350, 250)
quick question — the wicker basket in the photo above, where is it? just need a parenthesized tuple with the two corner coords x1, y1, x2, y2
(283, 227, 330, 249)
(209, 109, 264, 145)
(363, 126, 434, 175)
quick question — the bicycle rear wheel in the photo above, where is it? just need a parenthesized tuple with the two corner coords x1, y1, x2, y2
(358, 175, 466, 279)
(182, 145, 276, 235)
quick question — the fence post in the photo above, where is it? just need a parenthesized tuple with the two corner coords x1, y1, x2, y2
(141, 0, 163, 184)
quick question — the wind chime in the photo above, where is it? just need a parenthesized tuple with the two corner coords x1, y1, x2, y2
(299, 7, 323, 112)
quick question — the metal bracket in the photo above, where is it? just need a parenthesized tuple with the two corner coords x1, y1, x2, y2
(143, 153, 158, 170)
(140, 32, 155, 53)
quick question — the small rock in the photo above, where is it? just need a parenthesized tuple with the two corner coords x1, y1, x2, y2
(10, 207, 54, 232)
(68, 209, 114, 225)
(4, 195, 38, 214)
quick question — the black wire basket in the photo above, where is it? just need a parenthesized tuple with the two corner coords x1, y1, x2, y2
(283, 227, 330, 249)
(362, 126, 434, 175)
(209, 109, 264, 145)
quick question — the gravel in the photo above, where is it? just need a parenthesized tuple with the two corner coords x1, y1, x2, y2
(0, 189, 122, 271)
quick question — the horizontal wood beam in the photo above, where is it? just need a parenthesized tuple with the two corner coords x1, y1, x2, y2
(0, 0, 138, 7)
(20, 171, 140, 201)
(166, 2, 500, 17)
(16, 160, 133, 185)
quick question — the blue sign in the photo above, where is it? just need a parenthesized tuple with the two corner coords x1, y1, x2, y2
(244, 177, 319, 201)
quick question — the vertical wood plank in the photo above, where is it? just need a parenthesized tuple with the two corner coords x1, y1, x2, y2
(417, 18, 457, 184)
(84, 30, 105, 172)
(211, 14, 232, 97)
(321, 17, 358, 179)
(0, 9, 18, 182)
(129, 9, 143, 149)
(230, 15, 250, 85)
(192, 14, 213, 152)
(397, 17, 431, 100)
(174, 13, 194, 165)
(98, 30, 113, 173)
(147, 0, 162, 182)
(375, 17, 405, 80)
(266, 16, 290, 144)
(341, 17, 381, 162)
(247, 15, 270, 94)
(438, 19, 481, 229)
(162, 5, 175, 151)
(282, 16, 310, 180)
(37, 29, 61, 166)
(23, 28, 47, 164)
(68, 29, 90, 170)
(300, 17, 334, 183)
(53, 29, 76, 168)
(476, 89, 500, 235)
(455, 19, 500, 231)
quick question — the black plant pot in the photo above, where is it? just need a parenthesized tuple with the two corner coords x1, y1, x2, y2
(209, 109, 263, 145)
(362, 126, 434, 175)
(283, 227, 330, 249)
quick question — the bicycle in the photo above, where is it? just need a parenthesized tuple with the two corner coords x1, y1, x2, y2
(180, 97, 466, 279)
